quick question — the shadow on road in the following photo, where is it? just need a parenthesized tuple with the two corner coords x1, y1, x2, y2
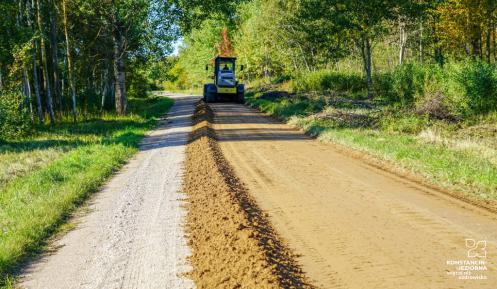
(139, 96, 198, 151)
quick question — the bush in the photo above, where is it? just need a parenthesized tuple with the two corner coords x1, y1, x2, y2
(390, 63, 426, 106)
(293, 70, 367, 94)
(291, 61, 497, 118)
(0, 92, 32, 139)
(455, 61, 497, 114)
(128, 71, 153, 98)
(415, 92, 454, 121)
(373, 72, 394, 100)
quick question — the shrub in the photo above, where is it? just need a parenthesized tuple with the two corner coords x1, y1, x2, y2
(0, 91, 32, 139)
(455, 61, 497, 114)
(128, 72, 153, 98)
(293, 70, 367, 93)
(373, 72, 394, 100)
(390, 63, 426, 106)
(415, 92, 454, 121)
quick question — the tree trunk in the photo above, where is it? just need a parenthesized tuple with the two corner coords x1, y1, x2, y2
(360, 35, 373, 98)
(62, 0, 77, 122)
(32, 50, 44, 123)
(101, 69, 109, 110)
(419, 21, 423, 62)
(113, 28, 127, 115)
(28, 0, 44, 123)
(487, 29, 491, 62)
(23, 70, 34, 120)
(492, 21, 497, 62)
(399, 19, 407, 65)
(36, 0, 55, 123)
(49, 0, 62, 118)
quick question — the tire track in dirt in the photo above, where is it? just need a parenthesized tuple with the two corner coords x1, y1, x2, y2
(183, 102, 313, 288)
(211, 102, 497, 289)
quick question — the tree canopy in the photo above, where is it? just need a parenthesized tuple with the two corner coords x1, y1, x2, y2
(2, 0, 497, 136)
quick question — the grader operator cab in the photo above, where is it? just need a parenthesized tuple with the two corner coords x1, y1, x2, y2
(203, 56, 245, 103)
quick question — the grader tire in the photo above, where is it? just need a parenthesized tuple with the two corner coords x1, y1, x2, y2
(205, 92, 217, 103)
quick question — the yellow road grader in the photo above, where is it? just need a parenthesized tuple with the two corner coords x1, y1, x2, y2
(203, 56, 245, 103)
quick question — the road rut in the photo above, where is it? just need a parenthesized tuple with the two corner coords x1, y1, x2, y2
(211, 102, 497, 289)
(20, 95, 197, 289)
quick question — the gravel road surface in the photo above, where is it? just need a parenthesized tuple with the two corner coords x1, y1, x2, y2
(20, 94, 197, 289)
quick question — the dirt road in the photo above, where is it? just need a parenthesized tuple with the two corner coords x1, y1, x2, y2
(211, 103, 497, 289)
(20, 95, 197, 289)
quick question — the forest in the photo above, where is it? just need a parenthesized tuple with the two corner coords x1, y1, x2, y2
(2, 0, 497, 138)
(171, 0, 497, 118)
(0, 0, 177, 138)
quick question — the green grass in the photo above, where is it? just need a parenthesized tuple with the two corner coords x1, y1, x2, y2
(246, 91, 497, 200)
(0, 96, 174, 284)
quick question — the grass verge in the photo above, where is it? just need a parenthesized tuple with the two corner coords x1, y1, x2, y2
(246, 91, 497, 207)
(0, 96, 174, 285)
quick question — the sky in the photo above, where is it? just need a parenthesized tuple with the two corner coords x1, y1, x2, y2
(171, 38, 183, 56)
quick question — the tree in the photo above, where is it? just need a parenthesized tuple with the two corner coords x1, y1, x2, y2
(62, 0, 77, 122)
(173, 0, 245, 33)
(299, 0, 398, 97)
(36, 0, 56, 123)
(0, 0, 177, 127)
(235, 0, 316, 79)
(436, 0, 497, 61)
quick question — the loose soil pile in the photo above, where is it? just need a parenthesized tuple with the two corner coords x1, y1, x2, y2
(183, 102, 312, 288)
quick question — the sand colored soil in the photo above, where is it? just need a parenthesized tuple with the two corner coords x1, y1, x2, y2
(183, 102, 313, 288)
(210, 102, 497, 288)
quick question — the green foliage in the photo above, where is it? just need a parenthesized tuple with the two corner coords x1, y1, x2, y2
(373, 62, 497, 117)
(293, 70, 366, 94)
(455, 61, 497, 114)
(0, 0, 177, 123)
(168, 18, 232, 89)
(173, 0, 245, 32)
(234, 0, 300, 79)
(379, 112, 430, 134)
(127, 61, 155, 98)
(372, 72, 394, 100)
(389, 63, 427, 105)
(0, 92, 32, 139)
(258, 60, 497, 120)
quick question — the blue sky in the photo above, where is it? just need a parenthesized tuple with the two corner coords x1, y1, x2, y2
(172, 38, 183, 56)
